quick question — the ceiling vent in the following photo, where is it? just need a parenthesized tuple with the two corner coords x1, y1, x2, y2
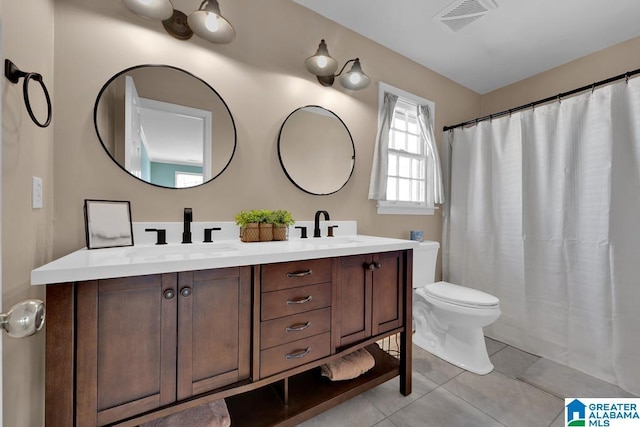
(435, 0, 498, 32)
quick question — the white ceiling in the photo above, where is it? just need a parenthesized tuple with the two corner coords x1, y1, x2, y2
(292, 0, 640, 94)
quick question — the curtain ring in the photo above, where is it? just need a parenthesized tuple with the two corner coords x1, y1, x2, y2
(557, 94, 561, 103)
(591, 83, 596, 93)
(626, 73, 630, 84)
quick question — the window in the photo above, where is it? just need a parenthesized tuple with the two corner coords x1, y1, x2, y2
(371, 82, 440, 215)
(175, 171, 204, 188)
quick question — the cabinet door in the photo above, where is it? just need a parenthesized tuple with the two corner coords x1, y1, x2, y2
(336, 251, 405, 348)
(76, 274, 178, 427)
(177, 266, 251, 400)
(335, 254, 372, 348)
(371, 251, 404, 336)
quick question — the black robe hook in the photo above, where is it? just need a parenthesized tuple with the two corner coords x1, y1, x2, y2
(4, 59, 52, 128)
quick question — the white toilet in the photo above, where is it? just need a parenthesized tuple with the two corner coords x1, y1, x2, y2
(413, 241, 500, 375)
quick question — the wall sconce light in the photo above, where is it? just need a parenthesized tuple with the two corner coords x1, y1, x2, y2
(305, 39, 371, 90)
(120, 0, 235, 44)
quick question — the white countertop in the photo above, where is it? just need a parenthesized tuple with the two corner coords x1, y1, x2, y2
(31, 235, 418, 285)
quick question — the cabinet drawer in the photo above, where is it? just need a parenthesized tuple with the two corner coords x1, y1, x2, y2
(261, 307, 331, 350)
(260, 332, 331, 378)
(261, 282, 331, 321)
(261, 258, 332, 292)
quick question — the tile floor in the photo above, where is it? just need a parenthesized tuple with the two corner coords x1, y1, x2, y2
(299, 338, 636, 427)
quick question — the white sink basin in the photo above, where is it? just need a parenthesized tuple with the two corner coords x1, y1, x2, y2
(296, 236, 365, 248)
(124, 243, 241, 260)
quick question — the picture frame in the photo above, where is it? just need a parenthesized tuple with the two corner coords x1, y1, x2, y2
(84, 199, 134, 249)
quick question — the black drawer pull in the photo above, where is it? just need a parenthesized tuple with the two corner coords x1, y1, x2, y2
(285, 347, 311, 360)
(285, 321, 311, 332)
(286, 295, 313, 305)
(286, 269, 313, 278)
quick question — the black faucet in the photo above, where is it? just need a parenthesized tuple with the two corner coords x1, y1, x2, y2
(182, 208, 193, 244)
(313, 210, 330, 238)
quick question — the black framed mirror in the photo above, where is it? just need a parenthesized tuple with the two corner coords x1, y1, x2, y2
(94, 65, 236, 189)
(277, 106, 355, 195)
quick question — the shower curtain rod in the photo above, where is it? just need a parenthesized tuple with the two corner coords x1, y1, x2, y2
(443, 67, 640, 131)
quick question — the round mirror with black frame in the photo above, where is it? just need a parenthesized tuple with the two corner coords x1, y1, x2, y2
(94, 64, 236, 189)
(278, 105, 355, 195)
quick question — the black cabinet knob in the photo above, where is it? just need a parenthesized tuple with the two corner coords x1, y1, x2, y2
(180, 287, 192, 298)
(163, 289, 175, 300)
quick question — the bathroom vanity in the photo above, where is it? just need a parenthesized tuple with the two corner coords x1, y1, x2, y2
(34, 234, 416, 427)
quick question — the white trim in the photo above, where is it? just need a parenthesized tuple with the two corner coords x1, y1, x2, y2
(139, 97, 213, 180)
(378, 82, 435, 113)
(376, 82, 437, 215)
(377, 201, 437, 216)
(0, 18, 4, 424)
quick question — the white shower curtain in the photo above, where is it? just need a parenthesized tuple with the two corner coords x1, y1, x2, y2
(443, 78, 640, 395)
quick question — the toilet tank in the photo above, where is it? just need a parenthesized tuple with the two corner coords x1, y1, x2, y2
(413, 241, 440, 288)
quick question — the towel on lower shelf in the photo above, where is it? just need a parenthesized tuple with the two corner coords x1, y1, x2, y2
(320, 348, 375, 381)
(140, 399, 231, 427)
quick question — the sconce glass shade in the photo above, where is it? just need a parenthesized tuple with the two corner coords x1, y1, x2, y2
(339, 58, 371, 90)
(0, 299, 45, 338)
(305, 39, 339, 77)
(187, 0, 235, 44)
(120, 0, 173, 20)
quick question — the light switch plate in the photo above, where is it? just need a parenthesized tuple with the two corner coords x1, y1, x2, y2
(32, 176, 43, 209)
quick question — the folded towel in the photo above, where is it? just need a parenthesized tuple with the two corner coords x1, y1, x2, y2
(320, 348, 375, 381)
(140, 399, 231, 427)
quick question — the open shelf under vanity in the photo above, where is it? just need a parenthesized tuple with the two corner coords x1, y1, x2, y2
(226, 344, 400, 427)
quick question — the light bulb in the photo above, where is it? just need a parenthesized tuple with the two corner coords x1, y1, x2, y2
(205, 13, 220, 32)
(316, 56, 328, 69)
(349, 73, 361, 84)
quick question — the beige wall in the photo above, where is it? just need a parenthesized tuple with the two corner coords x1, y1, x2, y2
(52, 0, 480, 261)
(2, 1, 55, 426)
(481, 36, 640, 116)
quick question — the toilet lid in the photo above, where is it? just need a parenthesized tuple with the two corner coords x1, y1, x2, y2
(423, 281, 499, 307)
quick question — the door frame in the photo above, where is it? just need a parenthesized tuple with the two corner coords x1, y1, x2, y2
(0, 15, 5, 427)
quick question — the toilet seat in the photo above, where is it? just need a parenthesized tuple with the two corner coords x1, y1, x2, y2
(421, 281, 499, 309)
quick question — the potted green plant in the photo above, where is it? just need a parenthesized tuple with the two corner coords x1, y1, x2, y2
(235, 210, 261, 242)
(270, 210, 295, 241)
(254, 209, 274, 241)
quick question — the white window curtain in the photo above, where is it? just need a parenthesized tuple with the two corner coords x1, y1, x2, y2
(417, 104, 444, 204)
(368, 92, 398, 200)
(369, 94, 444, 205)
(443, 78, 640, 395)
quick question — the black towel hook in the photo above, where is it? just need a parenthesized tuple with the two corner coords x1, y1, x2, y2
(4, 59, 52, 128)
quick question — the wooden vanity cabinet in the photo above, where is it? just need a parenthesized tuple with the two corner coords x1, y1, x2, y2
(45, 250, 412, 427)
(70, 266, 251, 426)
(259, 258, 333, 378)
(335, 251, 404, 348)
(177, 268, 252, 399)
